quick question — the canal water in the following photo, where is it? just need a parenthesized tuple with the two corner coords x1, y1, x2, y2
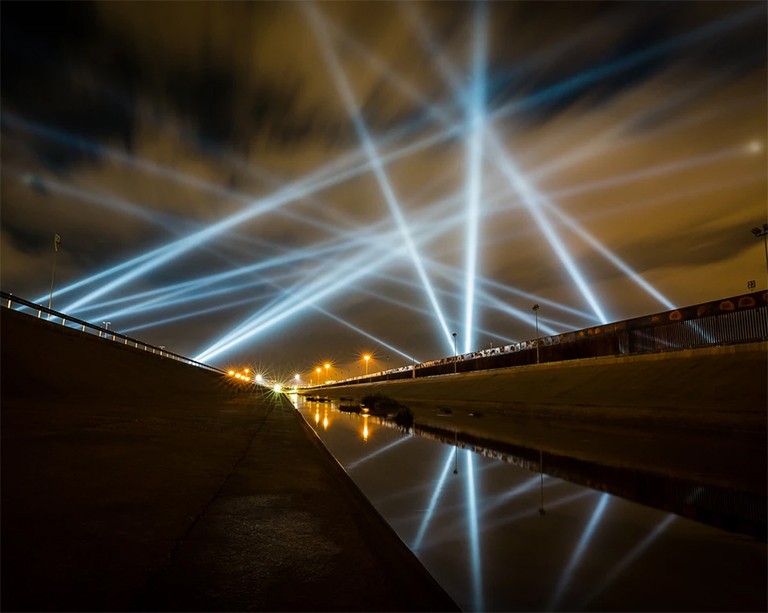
(292, 395, 766, 612)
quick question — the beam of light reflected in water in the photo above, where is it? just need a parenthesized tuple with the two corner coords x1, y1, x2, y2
(294, 398, 767, 612)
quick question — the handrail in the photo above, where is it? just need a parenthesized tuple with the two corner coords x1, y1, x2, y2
(1, 291, 226, 375)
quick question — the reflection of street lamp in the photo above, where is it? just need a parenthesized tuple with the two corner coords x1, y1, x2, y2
(532, 304, 540, 364)
(539, 449, 546, 516)
(452, 332, 458, 373)
(453, 430, 459, 474)
(363, 354, 371, 375)
(751, 224, 768, 277)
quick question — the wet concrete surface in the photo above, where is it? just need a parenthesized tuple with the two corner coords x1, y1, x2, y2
(1, 309, 457, 611)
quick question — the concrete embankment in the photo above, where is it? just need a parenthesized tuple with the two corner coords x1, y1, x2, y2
(1, 309, 457, 612)
(318, 342, 768, 495)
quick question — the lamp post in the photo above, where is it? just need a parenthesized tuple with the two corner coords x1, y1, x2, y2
(324, 362, 330, 382)
(751, 224, 768, 278)
(452, 332, 458, 373)
(532, 304, 540, 364)
(363, 354, 370, 376)
(48, 232, 61, 317)
(316, 367, 321, 386)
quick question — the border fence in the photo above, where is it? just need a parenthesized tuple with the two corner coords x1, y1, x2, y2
(1, 290, 225, 375)
(336, 290, 768, 385)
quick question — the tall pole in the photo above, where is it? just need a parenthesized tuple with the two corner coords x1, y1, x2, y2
(48, 232, 61, 318)
(532, 304, 540, 364)
(452, 332, 458, 373)
(751, 225, 768, 281)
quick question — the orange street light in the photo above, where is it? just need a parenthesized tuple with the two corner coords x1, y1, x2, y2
(363, 354, 371, 375)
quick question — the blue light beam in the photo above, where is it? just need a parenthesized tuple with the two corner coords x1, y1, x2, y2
(304, 2, 455, 353)
(547, 492, 611, 611)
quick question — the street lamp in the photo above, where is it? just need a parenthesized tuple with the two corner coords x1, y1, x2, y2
(363, 354, 371, 375)
(102, 321, 111, 330)
(532, 304, 540, 364)
(316, 367, 321, 385)
(751, 224, 768, 278)
(48, 232, 61, 317)
(324, 362, 331, 381)
(452, 332, 458, 374)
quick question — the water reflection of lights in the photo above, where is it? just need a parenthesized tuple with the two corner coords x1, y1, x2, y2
(362, 414, 369, 442)
(580, 514, 677, 610)
(547, 493, 611, 611)
(346, 436, 411, 471)
(465, 451, 483, 612)
(314, 409, 320, 425)
(297, 401, 766, 611)
(323, 411, 329, 430)
(412, 447, 456, 551)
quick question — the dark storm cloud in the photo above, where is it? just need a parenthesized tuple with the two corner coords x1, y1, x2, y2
(1, 1, 137, 170)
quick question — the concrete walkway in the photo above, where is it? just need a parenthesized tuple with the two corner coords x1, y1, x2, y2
(1, 309, 456, 611)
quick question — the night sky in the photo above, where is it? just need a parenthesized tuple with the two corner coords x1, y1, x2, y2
(1, 1, 766, 379)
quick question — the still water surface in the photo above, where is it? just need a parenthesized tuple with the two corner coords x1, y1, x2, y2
(293, 396, 766, 612)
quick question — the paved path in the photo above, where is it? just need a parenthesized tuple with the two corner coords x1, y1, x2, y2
(1, 310, 456, 611)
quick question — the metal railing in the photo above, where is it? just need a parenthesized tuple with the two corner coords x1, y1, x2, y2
(1, 291, 226, 375)
(326, 290, 768, 386)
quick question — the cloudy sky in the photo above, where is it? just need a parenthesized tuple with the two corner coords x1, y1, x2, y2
(1, 1, 766, 378)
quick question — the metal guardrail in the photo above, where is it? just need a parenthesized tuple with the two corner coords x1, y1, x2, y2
(1, 291, 226, 375)
(328, 290, 768, 386)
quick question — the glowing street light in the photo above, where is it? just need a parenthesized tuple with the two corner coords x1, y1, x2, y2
(324, 362, 331, 381)
(750, 224, 768, 277)
(363, 354, 371, 375)
(316, 367, 321, 385)
(452, 332, 458, 373)
(255, 373, 263, 384)
(532, 304, 540, 364)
